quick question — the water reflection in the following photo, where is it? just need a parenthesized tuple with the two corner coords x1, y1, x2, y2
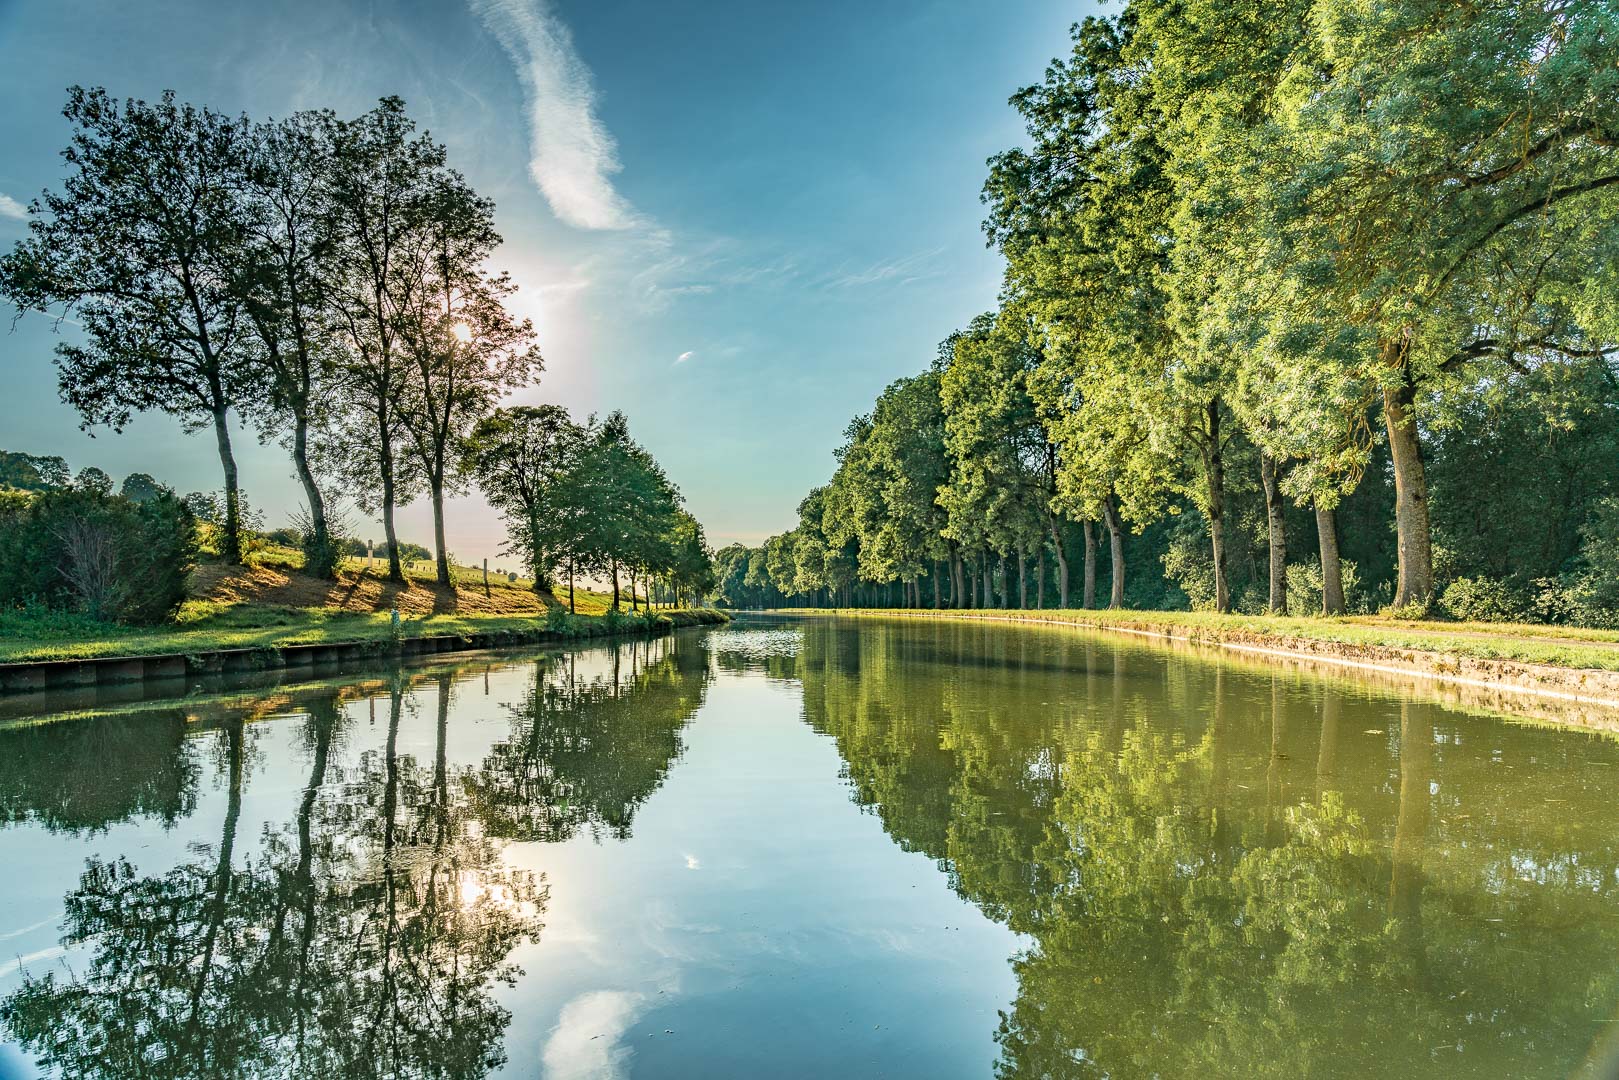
(1, 635, 708, 1079)
(782, 617, 1619, 1079)
(6, 618, 1619, 1078)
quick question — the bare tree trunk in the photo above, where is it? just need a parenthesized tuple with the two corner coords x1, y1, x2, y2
(1048, 516, 1070, 608)
(1203, 400, 1231, 613)
(1316, 503, 1346, 615)
(1037, 546, 1046, 610)
(568, 557, 576, 614)
(983, 552, 993, 609)
(1385, 343, 1433, 611)
(210, 401, 243, 565)
(1103, 494, 1126, 609)
(1083, 520, 1097, 609)
(611, 558, 620, 610)
(1018, 549, 1028, 610)
(291, 413, 332, 576)
(1260, 452, 1287, 614)
(952, 548, 965, 609)
(431, 478, 451, 587)
(378, 414, 403, 582)
(934, 560, 943, 610)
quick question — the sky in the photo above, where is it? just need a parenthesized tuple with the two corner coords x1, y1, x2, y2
(0, 0, 1088, 561)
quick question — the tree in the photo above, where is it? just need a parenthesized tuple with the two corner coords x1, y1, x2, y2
(0, 88, 260, 563)
(391, 174, 541, 587)
(941, 309, 1070, 609)
(324, 97, 445, 582)
(1243, 0, 1619, 609)
(465, 404, 586, 590)
(236, 108, 345, 576)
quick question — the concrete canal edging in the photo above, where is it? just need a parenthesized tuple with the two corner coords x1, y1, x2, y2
(761, 608, 1619, 734)
(0, 611, 729, 695)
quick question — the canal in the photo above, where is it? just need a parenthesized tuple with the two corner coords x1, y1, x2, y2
(3, 614, 1618, 1078)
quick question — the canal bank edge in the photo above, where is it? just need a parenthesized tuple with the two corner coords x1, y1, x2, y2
(764, 608, 1619, 735)
(0, 609, 729, 695)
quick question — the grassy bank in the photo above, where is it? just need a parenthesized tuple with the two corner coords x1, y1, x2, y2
(0, 548, 724, 664)
(767, 607, 1619, 673)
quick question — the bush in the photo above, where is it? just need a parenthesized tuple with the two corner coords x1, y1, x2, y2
(1286, 557, 1373, 616)
(1438, 576, 1535, 623)
(0, 486, 196, 623)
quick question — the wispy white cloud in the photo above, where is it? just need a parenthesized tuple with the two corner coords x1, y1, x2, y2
(0, 194, 28, 221)
(675, 350, 694, 365)
(470, 0, 636, 230)
(821, 246, 946, 290)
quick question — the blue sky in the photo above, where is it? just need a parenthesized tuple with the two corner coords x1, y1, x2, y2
(0, 0, 1087, 558)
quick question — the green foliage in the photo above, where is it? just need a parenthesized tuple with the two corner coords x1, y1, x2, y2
(1438, 577, 1534, 625)
(0, 484, 196, 623)
(0, 451, 70, 493)
(1286, 558, 1371, 618)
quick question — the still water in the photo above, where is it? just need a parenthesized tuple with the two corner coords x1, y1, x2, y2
(3, 614, 1619, 1078)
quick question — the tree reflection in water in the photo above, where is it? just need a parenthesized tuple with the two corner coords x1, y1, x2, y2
(3, 634, 709, 1079)
(787, 617, 1619, 1079)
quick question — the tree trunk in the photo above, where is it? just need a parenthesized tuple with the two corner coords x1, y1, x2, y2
(1049, 517, 1070, 609)
(1203, 400, 1231, 613)
(1103, 494, 1126, 609)
(378, 415, 404, 582)
(611, 558, 620, 610)
(431, 478, 451, 588)
(1018, 550, 1028, 610)
(1037, 546, 1046, 610)
(1316, 503, 1346, 615)
(1385, 350, 1434, 611)
(1260, 452, 1287, 614)
(568, 557, 576, 614)
(210, 402, 243, 565)
(291, 413, 332, 577)
(934, 560, 943, 610)
(1083, 519, 1097, 609)
(983, 552, 993, 609)
(952, 549, 964, 609)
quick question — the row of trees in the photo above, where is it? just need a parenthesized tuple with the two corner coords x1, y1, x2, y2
(0, 88, 538, 584)
(724, 1, 1619, 620)
(1, 88, 715, 606)
(467, 406, 715, 609)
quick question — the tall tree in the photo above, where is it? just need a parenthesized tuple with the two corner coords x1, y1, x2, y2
(465, 404, 586, 591)
(0, 88, 260, 562)
(236, 108, 344, 576)
(391, 175, 541, 587)
(1245, 0, 1619, 609)
(324, 97, 445, 582)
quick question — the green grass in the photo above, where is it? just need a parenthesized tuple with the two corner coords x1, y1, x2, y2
(774, 607, 1619, 673)
(0, 600, 725, 664)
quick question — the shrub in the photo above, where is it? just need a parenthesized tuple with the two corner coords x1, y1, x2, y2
(1286, 558, 1373, 616)
(0, 486, 196, 624)
(1438, 576, 1535, 623)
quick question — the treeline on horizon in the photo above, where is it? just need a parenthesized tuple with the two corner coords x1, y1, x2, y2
(0, 90, 715, 621)
(717, 1, 1619, 624)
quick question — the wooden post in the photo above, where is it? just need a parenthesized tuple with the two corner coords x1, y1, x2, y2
(483, 557, 491, 597)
